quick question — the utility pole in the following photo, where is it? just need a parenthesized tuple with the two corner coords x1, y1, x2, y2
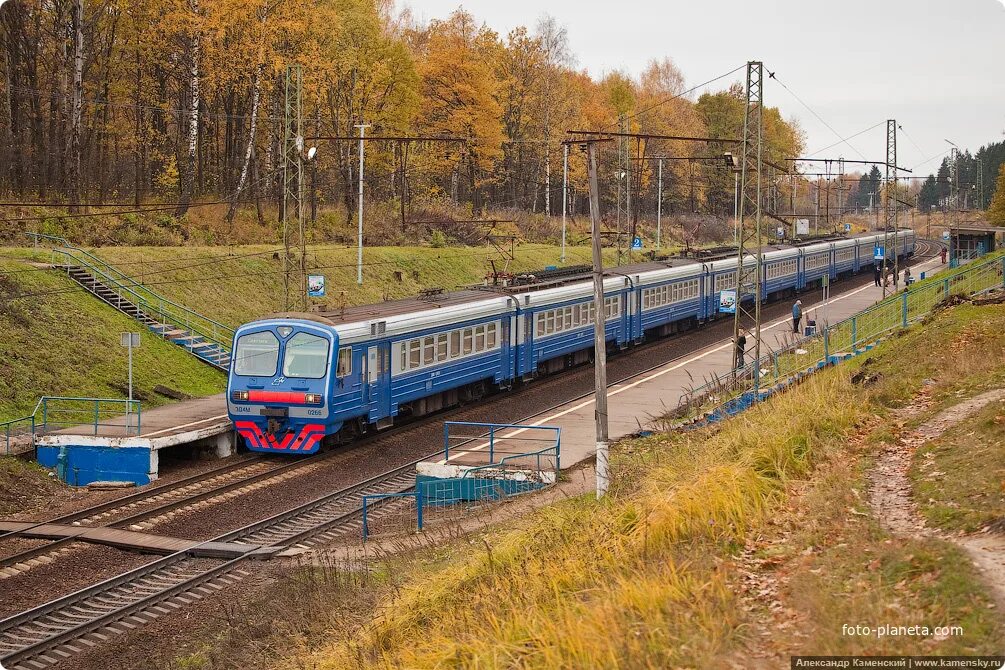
(814, 181, 819, 234)
(882, 119, 897, 298)
(355, 123, 370, 285)
(586, 140, 609, 499)
(561, 143, 568, 263)
(732, 61, 765, 392)
(656, 157, 663, 249)
(949, 145, 960, 228)
(281, 64, 306, 311)
(976, 157, 985, 210)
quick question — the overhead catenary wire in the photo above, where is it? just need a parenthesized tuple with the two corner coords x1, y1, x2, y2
(804, 120, 886, 158)
(766, 70, 869, 161)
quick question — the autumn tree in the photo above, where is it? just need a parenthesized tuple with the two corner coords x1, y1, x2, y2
(415, 10, 503, 213)
(988, 162, 1005, 227)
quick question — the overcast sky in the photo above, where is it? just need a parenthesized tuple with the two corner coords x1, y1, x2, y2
(406, 0, 1005, 177)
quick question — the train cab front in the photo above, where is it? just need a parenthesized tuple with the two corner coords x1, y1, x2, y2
(227, 319, 341, 454)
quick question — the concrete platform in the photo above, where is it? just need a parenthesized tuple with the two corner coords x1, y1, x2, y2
(442, 255, 947, 471)
(36, 394, 232, 486)
(0, 521, 281, 559)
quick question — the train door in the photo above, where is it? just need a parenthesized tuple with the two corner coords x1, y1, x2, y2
(366, 342, 391, 424)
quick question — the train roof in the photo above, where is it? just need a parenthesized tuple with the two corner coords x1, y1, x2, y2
(243, 230, 915, 342)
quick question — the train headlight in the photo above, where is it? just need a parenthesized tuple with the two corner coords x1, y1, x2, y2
(305, 393, 323, 405)
(231, 390, 250, 402)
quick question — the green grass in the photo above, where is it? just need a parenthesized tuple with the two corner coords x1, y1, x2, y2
(0, 249, 225, 422)
(90, 244, 621, 329)
(911, 399, 1005, 533)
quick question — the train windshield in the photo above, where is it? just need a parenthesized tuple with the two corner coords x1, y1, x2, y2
(234, 331, 280, 376)
(282, 332, 330, 379)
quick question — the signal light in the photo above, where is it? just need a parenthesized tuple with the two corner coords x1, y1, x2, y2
(305, 393, 323, 405)
(232, 390, 250, 401)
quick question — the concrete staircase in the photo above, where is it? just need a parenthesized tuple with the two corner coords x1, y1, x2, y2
(60, 260, 232, 372)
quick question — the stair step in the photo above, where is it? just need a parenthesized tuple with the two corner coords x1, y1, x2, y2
(59, 260, 231, 371)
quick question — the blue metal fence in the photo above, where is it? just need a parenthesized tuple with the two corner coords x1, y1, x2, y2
(362, 422, 562, 539)
(1, 396, 142, 456)
(675, 252, 1005, 426)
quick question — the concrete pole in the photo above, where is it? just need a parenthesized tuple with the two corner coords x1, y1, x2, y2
(656, 158, 663, 250)
(587, 142, 609, 499)
(355, 123, 370, 285)
(561, 143, 568, 263)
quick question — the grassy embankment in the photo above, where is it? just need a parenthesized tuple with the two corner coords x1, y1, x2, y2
(93, 243, 618, 328)
(160, 299, 1005, 669)
(0, 248, 226, 422)
(0, 244, 606, 422)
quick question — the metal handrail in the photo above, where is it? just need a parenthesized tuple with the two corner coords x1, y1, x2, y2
(51, 246, 233, 355)
(459, 444, 560, 481)
(35, 396, 142, 436)
(443, 421, 562, 464)
(1, 415, 35, 455)
(24, 232, 71, 248)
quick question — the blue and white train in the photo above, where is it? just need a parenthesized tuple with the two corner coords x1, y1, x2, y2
(227, 230, 914, 453)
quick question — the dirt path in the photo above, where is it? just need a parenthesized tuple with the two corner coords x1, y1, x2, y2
(868, 388, 1005, 606)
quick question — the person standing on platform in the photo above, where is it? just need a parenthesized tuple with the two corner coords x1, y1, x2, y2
(940, 247, 947, 264)
(734, 329, 747, 370)
(903, 267, 911, 286)
(792, 300, 802, 334)
(874, 264, 882, 286)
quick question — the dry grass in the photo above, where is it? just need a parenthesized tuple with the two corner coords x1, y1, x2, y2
(289, 372, 866, 670)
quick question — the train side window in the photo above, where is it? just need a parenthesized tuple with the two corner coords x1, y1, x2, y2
(399, 344, 407, 371)
(437, 333, 448, 361)
(536, 315, 545, 337)
(335, 346, 352, 378)
(487, 323, 498, 348)
(474, 325, 486, 351)
(408, 340, 421, 369)
(564, 308, 572, 329)
(422, 336, 435, 365)
(463, 328, 473, 354)
(450, 331, 461, 358)
(545, 311, 554, 334)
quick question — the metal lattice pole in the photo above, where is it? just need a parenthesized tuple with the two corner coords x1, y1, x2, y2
(883, 119, 897, 297)
(282, 64, 305, 311)
(732, 61, 764, 399)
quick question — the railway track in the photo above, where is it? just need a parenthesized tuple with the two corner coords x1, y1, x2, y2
(0, 461, 418, 670)
(0, 450, 343, 577)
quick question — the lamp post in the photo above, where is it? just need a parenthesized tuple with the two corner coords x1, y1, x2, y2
(355, 123, 371, 285)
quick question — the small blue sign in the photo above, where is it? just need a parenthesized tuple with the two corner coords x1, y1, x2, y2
(844, 223, 851, 233)
(307, 274, 326, 297)
(632, 236, 643, 250)
(942, 230, 950, 241)
(719, 289, 737, 314)
(874, 245, 884, 260)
